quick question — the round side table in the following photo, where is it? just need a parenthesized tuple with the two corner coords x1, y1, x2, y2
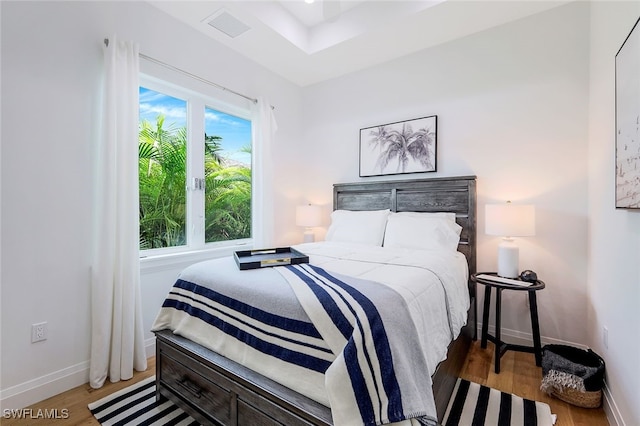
(471, 272, 545, 374)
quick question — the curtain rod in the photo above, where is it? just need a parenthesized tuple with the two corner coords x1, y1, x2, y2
(104, 38, 274, 109)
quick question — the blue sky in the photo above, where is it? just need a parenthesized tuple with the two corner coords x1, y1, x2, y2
(139, 87, 252, 165)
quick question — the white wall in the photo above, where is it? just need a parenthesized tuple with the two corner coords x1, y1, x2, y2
(588, 2, 640, 425)
(0, 0, 302, 408)
(2, 1, 638, 424)
(298, 2, 591, 347)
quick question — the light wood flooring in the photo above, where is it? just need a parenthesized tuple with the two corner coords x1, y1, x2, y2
(459, 340, 609, 426)
(3, 340, 608, 425)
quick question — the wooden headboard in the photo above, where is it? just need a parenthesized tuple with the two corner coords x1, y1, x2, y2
(333, 175, 477, 275)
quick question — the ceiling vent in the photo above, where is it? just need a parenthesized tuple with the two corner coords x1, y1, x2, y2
(206, 9, 251, 38)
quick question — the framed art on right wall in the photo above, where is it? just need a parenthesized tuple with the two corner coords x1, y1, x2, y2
(615, 17, 640, 209)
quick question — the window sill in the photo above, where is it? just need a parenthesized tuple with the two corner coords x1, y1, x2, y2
(140, 242, 253, 273)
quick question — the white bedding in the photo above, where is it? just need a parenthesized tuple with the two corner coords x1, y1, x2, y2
(294, 242, 470, 375)
(152, 241, 470, 422)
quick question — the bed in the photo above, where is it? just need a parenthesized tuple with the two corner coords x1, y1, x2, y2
(152, 175, 477, 426)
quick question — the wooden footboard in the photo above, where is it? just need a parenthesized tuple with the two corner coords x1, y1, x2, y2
(155, 329, 331, 425)
(154, 302, 474, 425)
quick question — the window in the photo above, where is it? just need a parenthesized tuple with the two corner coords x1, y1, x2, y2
(138, 77, 253, 255)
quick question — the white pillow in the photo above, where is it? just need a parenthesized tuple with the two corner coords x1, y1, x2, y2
(383, 214, 462, 251)
(325, 209, 390, 246)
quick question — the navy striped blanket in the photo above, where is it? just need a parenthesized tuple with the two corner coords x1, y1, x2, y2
(278, 264, 438, 426)
(152, 255, 448, 426)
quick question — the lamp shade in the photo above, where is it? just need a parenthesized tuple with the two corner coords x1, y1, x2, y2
(295, 205, 322, 227)
(485, 202, 535, 237)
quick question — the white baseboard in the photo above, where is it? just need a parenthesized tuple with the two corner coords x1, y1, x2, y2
(145, 336, 156, 359)
(0, 338, 157, 411)
(603, 382, 625, 426)
(0, 360, 90, 411)
(476, 322, 589, 350)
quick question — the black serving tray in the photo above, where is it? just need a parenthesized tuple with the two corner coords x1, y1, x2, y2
(234, 247, 309, 270)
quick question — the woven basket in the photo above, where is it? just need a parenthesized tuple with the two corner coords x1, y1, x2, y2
(541, 345, 605, 409)
(550, 387, 602, 408)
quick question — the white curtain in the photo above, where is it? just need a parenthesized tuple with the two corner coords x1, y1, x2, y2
(90, 36, 147, 388)
(251, 98, 278, 248)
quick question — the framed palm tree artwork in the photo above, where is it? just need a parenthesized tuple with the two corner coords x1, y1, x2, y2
(359, 115, 437, 177)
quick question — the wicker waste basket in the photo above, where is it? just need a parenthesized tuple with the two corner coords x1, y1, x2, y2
(540, 344, 605, 408)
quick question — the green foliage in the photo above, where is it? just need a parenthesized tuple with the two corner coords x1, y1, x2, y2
(205, 166, 251, 242)
(205, 133, 224, 165)
(138, 115, 251, 249)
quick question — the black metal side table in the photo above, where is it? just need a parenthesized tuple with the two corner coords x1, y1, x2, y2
(471, 272, 545, 374)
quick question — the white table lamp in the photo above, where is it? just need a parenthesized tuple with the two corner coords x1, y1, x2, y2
(296, 204, 322, 243)
(485, 202, 535, 278)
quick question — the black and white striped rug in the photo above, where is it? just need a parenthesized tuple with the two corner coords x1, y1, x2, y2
(88, 377, 198, 426)
(89, 376, 555, 426)
(443, 378, 555, 426)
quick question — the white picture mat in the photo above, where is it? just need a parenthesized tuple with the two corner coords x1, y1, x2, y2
(615, 18, 640, 208)
(359, 115, 437, 177)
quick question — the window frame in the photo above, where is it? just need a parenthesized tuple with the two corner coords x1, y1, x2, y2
(139, 74, 253, 259)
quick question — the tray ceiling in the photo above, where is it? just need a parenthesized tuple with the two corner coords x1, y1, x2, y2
(149, 0, 570, 87)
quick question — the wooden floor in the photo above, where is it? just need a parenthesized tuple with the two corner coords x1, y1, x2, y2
(4, 341, 608, 425)
(2, 358, 156, 426)
(459, 340, 609, 426)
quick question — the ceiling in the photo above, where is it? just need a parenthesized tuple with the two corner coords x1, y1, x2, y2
(149, 0, 569, 87)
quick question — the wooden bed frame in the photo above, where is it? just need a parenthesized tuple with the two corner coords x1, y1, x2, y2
(155, 175, 477, 426)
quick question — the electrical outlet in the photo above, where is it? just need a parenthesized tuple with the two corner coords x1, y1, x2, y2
(31, 322, 47, 343)
(603, 326, 608, 349)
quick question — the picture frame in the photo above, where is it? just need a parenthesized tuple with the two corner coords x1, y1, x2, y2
(359, 115, 437, 177)
(615, 17, 640, 209)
